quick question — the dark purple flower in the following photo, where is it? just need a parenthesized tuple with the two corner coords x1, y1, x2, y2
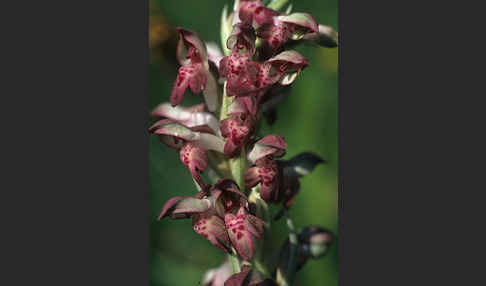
(158, 178, 263, 260)
(224, 206, 263, 261)
(212, 179, 264, 261)
(244, 157, 281, 203)
(247, 134, 287, 163)
(149, 118, 225, 188)
(180, 143, 208, 189)
(171, 28, 219, 111)
(227, 22, 257, 56)
(220, 113, 254, 158)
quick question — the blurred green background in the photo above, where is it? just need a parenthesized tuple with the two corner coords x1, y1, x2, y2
(149, 0, 338, 285)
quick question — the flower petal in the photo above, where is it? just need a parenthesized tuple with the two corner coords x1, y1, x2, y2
(151, 103, 220, 134)
(244, 166, 261, 188)
(227, 98, 248, 116)
(220, 117, 251, 158)
(213, 178, 248, 216)
(158, 196, 211, 220)
(224, 207, 258, 261)
(302, 24, 338, 48)
(189, 66, 208, 95)
(180, 143, 208, 189)
(266, 50, 308, 86)
(203, 69, 220, 112)
(247, 134, 287, 163)
(266, 50, 308, 67)
(277, 12, 319, 38)
(176, 27, 209, 67)
(194, 133, 226, 153)
(202, 259, 233, 286)
(150, 120, 225, 153)
(244, 214, 264, 239)
(193, 211, 232, 253)
(171, 63, 208, 107)
(206, 42, 224, 69)
(170, 66, 192, 107)
(151, 121, 197, 149)
(227, 22, 256, 55)
(239, 1, 277, 27)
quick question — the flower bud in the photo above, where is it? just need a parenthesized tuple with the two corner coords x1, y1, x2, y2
(299, 226, 334, 259)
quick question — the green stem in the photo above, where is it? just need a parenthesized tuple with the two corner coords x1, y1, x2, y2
(229, 250, 241, 274)
(248, 188, 271, 278)
(220, 81, 232, 120)
(230, 148, 246, 190)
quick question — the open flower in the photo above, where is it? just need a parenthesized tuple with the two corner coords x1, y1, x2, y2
(158, 179, 263, 260)
(171, 28, 219, 111)
(149, 118, 225, 188)
(158, 188, 232, 253)
(245, 157, 281, 203)
(237, 1, 319, 56)
(212, 179, 264, 261)
(244, 135, 287, 203)
(220, 113, 254, 158)
(227, 22, 257, 56)
(224, 206, 263, 261)
(247, 134, 287, 163)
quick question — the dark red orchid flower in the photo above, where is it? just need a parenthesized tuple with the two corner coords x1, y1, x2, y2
(149, 119, 225, 189)
(219, 49, 308, 102)
(171, 28, 219, 111)
(212, 179, 264, 261)
(238, 1, 277, 28)
(211, 179, 249, 217)
(220, 113, 254, 158)
(219, 52, 263, 98)
(224, 206, 263, 261)
(237, 0, 319, 56)
(158, 179, 263, 260)
(244, 157, 281, 204)
(244, 134, 287, 203)
(180, 143, 208, 189)
(227, 22, 257, 56)
(247, 134, 287, 163)
(158, 189, 233, 254)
